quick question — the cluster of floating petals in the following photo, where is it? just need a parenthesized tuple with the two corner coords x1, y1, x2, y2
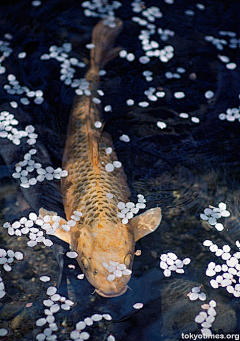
(158, 28, 175, 41)
(131, 0, 144, 13)
(102, 261, 132, 282)
(203, 240, 240, 296)
(40, 210, 82, 235)
(40, 42, 87, 90)
(178, 112, 200, 123)
(82, 0, 121, 28)
(218, 55, 237, 70)
(36, 285, 75, 341)
(130, 2, 175, 65)
(143, 70, 153, 82)
(119, 49, 136, 62)
(69, 313, 113, 341)
(187, 286, 206, 301)
(205, 33, 238, 69)
(36, 277, 115, 341)
(137, 86, 165, 109)
(144, 86, 166, 101)
(4, 74, 44, 105)
(0, 110, 68, 189)
(158, 45, 174, 63)
(195, 300, 217, 337)
(165, 67, 185, 79)
(159, 252, 191, 277)
(219, 107, 240, 122)
(204, 35, 228, 51)
(37, 288, 114, 340)
(12, 149, 68, 188)
(0, 248, 23, 298)
(218, 30, 239, 47)
(0, 111, 37, 145)
(0, 37, 13, 75)
(3, 212, 56, 247)
(219, 58, 237, 70)
(200, 202, 230, 231)
(11, 216, 49, 246)
(117, 194, 146, 225)
(105, 160, 122, 173)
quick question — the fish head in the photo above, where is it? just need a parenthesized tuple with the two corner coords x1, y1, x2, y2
(75, 223, 135, 297)
(73, 207, 162, 297)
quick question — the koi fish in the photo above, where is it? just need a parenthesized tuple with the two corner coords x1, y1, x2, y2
(39, 18, 162, 297)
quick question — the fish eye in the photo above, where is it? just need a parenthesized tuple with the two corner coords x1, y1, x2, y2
(124, 253, 133, 267)
(93, 269, 98, 276)
(81, 256, 89, 270)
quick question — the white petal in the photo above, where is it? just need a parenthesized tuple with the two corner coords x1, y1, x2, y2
(122, 269, 132, 275)
(66, 251, 78, 258)
(221, 210, 230, 217)
(115, 270, 122, 278)
(183, 257, 191, 265)
(203, 240, 213, 247)
(195, 314, 205, 324)
(215, 223, 224, 231)
(107, 274, 115, 281)
(133, 302, 144, 309)
(76, 321, 86, 330)
(109, 261, 119, 266)
(91, 314, 102, 321)
(200, 214, 209, 220)
(40, 276, 51, 282)
(218, 202, 226, 211)
(210, 279, 218, 289)
(199, 293, 206, 301)
(206, 269, 216, 277)
(163, 269, 171, 277)
(191, 286, 201, 293)
(189, 293, 199, 301)
(208, 217, 217, 225)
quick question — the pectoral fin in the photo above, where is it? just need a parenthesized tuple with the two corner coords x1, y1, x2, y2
(130, 207, 162, 242)
(39, 207, 71, 244)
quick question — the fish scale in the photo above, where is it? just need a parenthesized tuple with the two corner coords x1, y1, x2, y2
(62, 96, 130, 223)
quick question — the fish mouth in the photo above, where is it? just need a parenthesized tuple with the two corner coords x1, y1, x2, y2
(95, 286, 128, 298)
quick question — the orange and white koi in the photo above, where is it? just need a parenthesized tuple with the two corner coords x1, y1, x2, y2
(39, 18, 161, 297)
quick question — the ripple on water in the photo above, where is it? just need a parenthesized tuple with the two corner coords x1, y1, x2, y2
(133, 165, 218, 215)
(160, 279, 236, 338)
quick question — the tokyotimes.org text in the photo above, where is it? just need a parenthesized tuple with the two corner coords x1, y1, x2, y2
(181, 333, 240, 340)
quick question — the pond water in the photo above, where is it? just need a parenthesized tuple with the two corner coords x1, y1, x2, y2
(0, 0, 240, 340)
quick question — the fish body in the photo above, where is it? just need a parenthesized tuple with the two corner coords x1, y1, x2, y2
(40, 19, 161, 297)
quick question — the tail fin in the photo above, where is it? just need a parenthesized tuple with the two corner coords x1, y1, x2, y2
(90, 18, 123, 70)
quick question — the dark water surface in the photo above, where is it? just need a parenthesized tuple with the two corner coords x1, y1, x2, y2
(0, 0, 240, 340)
